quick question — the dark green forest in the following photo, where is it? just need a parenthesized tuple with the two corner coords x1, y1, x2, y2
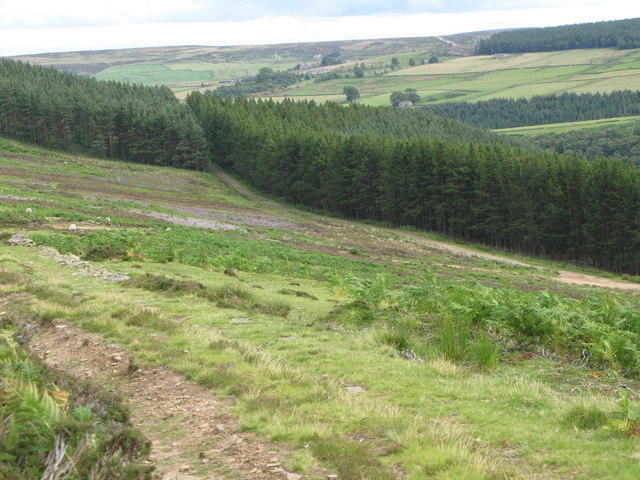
(477, 17, 640, 54)
(187, 93, 640, 274)
(215, 68, 303, 98)
(529, 127, 640, 165)
(0, 59, 208, 169)
(423, 91, 640, 129)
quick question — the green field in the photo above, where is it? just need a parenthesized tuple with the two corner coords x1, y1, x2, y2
(96, 60, 301, 86)
(3, 137, 640, 479)
(267, 48, 640, 107)
(496, 115, 640, 136)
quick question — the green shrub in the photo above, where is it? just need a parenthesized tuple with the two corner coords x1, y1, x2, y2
(563, 405, 608, 430)
(81, 244, 128, 261)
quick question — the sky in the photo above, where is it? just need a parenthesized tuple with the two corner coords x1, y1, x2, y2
(1, 1, 639, 56)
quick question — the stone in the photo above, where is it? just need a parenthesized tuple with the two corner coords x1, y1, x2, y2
(343, 385, 366, 394)
(9, 233, 33, 246)
(283, 473, 303, 480)
(229, 317, 252, 324)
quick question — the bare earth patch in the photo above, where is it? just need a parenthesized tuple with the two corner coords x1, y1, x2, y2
(29, 323, 306, 480)
(129, 209, 243, 232)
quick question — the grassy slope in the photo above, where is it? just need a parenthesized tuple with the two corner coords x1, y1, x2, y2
(2, 138, 640, 479)
(495, 115, 640, 136)
(273, 47, 640, 107)
(12, 36, 452, 89)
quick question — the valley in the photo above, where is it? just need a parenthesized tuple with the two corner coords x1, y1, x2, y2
(2, 138, 640, 479)
(3, 16, 640, 479)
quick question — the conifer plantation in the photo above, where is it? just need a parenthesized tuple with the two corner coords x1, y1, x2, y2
(423, 91, 640, 130)
(476, 17, 640, 53)
(187, 93, 640, 275)
(0, 59, 208, 169)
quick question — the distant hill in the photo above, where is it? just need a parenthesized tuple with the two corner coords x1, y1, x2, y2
(10, 32, 492, 94)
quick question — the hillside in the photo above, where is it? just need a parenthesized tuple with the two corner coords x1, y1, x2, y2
(3, 57, 640, 275)
(11, 34, 484, 91)
(3, 138, 640, 479)
(268, 47, 640, 107)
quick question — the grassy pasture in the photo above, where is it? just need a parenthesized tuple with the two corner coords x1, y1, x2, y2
(96, 60, 301, 86)
(2, 138, 640, 478)
(264, 47, 640, 107)
(96, 63, 214, 86)
(496, 115, 640, 136)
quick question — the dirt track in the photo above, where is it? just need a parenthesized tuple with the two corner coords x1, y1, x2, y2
(30, 322, 303, 480)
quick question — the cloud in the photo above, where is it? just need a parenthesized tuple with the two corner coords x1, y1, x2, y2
(0, 0, 202, 28)
(0, 0, 619, 28)
(0, 1, 637, 56)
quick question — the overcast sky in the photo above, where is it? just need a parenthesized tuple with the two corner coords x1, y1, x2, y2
(1, 0, 639, 56)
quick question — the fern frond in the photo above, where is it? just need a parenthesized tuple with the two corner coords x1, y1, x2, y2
(1, 376, 62, 425)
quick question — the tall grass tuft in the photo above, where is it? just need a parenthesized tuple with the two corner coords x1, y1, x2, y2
(563, 404, 609, 430)
(437, 317, 471, 362)
(471, 333, 500, 370)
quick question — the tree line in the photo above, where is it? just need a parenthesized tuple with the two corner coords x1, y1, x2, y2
(187, 93, 640, 274)
(423, 91, 640, 129)
(477, 17, 640, 54)
(0, 59, 208, 169)
(215, 67, 303, 98)
(529, 127, 640, 166)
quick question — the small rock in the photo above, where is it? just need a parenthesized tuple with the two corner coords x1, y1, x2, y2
(9, 233, 33, 246)
(327, 475, 339, 479)
(178, 465, 190, 472)
(343, 385, 366, 394)
(284, 473, 303, 480)
(229, 317, 252, 324)
(110, 355, 123, 363)
(630, 452, 640, 460)
(68, 224, 77, 232)
(269, 457, 280, 463)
